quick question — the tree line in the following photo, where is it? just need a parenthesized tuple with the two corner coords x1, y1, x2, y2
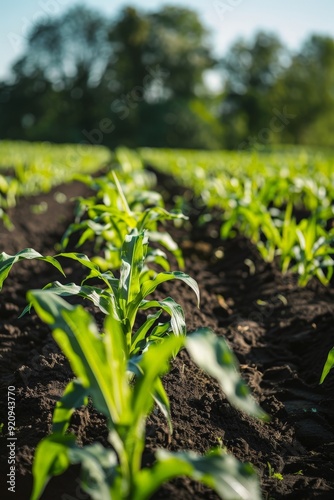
(1, 4, 334, 150)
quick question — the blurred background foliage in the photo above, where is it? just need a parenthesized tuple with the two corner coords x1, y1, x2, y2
(1, 4, 334, 150)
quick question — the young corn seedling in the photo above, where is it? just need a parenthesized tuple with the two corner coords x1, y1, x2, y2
(34, 230, 199, 356)
(0, 231, 195, 358)
(0, 173, 19, 230)
(258, 203, 298, 271)
(292, 217, 334, 286)
(220, 193, 298, 269)
(28, 290, 267, 500)
(62, 171, 185, 271)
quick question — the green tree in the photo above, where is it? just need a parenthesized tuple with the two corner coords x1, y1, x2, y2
(0, 4, 220, 149)
(107, 5, 218, 148)
(273, 35, 334, 146)
(220, 31, 288, 149)
(0, 6, 113, 143)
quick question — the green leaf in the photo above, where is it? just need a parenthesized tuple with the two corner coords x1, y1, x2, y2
(145, 248, 170, 272)
(139, 298, 186, 336)
(119, 231, 147, 313)
(112, 170, 132, 216)
(0, 248, 65, 290)
(186, 328, 268, 420)
(320, 347, 334, 383)
(148, 231, 185, 269)
(149, 321, 171, 340)
(69, 443, 118, 500)
(134, 448, 261, 500)
(20, 281, 116, 318)
(138, 207, 187, 232)
(56, 251, 98, 270)
(141, 271, 200, 307)
(52, 379, 88, 434)
(0, 208, 14, 230)
(31, 433, 76, 500)
(27, 291, 118, 422)
(56, 252, 113, 288)
(153, 377, 173, 433)
(41, 281, 111, 315)
(131, 335, 184, 428)
(131, 310, 163, 354)
(60, 221, 91, 249)
(103, 310, 131, 420)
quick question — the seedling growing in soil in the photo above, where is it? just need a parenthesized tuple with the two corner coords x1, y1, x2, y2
(0, 237, 195, 359)
(62, 170, 185, 270)
(28, 291, 267, 500)
(320, 347, 334, 383)
(141, 147, 334, 288)
(31, 230, 199, 356)
(0, 173, 19, 230)
(267, 462, 284, 481)
(291, 217, 334, 286)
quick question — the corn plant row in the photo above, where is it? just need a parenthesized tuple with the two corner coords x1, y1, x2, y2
(140, 147, 334, 287)
(0, 158, 268, 499)
(0, 140, 111, 228)
(140, 147, 334, 387)
(62, 147, 184, 272)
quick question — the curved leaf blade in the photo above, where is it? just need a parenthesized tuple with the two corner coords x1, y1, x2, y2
(141, 271, 200, 307)
(31, 433, 76, 500)
(320, 347, 334, 384)
(186, 328, 268, 420)
(52, 379, 88, 434)
(0, 248, 65, 290)
(134, 448, 261, 500)
(140, 298, 186, 336)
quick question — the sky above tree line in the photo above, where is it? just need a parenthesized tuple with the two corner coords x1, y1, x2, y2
(1, 0, 334, 81)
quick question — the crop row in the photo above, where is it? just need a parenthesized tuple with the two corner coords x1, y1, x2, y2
(140, 147, 334, 385)
(140, 147, 334, 287)
(0, 152, 267, 499)
(0, 140, 111, 229)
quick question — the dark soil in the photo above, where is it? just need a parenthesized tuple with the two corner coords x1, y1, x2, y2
(1, 175, 334, 500)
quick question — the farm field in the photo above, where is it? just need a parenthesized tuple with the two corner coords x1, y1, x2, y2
(1, 143, 334, 499)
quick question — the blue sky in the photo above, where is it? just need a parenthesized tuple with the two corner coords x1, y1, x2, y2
(1, 0, 334, 80)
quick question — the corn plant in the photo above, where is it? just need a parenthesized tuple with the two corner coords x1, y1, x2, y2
(0, 233, 192, 360)
(220, 198, 334, 286)
(139, 147, 334, 287)
(0, 245, 267, 499)
(28, 290, 267, 500)
(0, 172, 19, 208)
(0, 241, 267, 499)
(255, 204, 298, 271)
(0, 233, 192, 358)
(62, 171, 185, 271)
(220, 200, 297, 269)
(291, 217, 334, 286)
(29, 230, 199, 356)
(320, 347, 334, 383)
(0, 173, 19, 229)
